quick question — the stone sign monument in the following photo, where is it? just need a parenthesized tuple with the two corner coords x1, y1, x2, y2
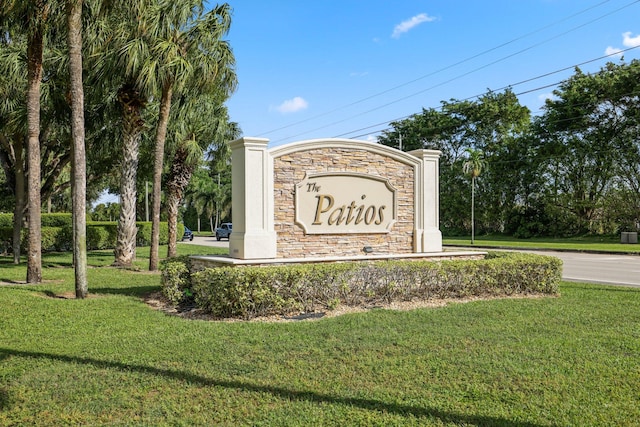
(228, 137, 442, 260)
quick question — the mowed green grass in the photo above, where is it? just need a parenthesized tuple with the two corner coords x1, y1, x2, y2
(444, 234, 640, 253)
(1, 245, 639, 426)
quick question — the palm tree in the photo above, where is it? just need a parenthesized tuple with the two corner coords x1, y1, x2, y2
(0, 34, 28, 265)
(462, 148, 486, 244)
(0, 0, 60, 282)
(91, 1, 153, 267)
(148, 2, 237, 270)
(164, 94, 239, 257)
(66, 0, 87, 297)
(184, 168, 215, 232)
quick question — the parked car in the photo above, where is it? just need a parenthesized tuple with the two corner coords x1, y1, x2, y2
(182, 226, 194, 241)
(215, 223, 232, 241)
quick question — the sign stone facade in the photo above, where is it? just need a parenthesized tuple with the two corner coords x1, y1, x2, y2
(229, 137, 442, 260)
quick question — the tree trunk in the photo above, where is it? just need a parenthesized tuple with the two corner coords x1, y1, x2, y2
(149, 82, 173, 271)
(26, 27, 44, 284)
(12, 141, 25, 264)
(114, 86, 144, 267)
(166, 191, 179, 258)
(165, 146, 194, 258)
(68, 0, 88, 298)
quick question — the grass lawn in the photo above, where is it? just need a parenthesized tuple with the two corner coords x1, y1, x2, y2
(444, 234, 640, 253)
(1, 244, 639, 426)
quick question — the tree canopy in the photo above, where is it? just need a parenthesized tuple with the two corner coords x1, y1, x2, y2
(379, 60, 640, 237)
(0, 0, 238, 270)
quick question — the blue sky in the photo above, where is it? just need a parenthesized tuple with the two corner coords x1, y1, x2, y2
(224, 0, 640, 147)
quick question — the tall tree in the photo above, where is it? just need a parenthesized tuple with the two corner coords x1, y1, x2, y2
(91, 1, 153, 267)
(148, 2, 237, 270)
(378, 89, 529, 235)
(165, 95, 239, 257)
(0, 36, 27, 264)
(1, 0, 59, 282)
(66, 0, 87, 297)
(462, 148, 486, 244)
(535, 62, 640, 234)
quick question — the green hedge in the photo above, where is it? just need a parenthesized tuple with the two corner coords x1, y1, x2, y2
(161, 252, 562, 320)
(0, 221, 176, 253)
(0, 213, 73, 228)
(0, 213, 12, 227)
(41, 213, 73, 227)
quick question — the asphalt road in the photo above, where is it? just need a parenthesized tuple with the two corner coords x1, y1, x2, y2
(181, 237, 640, 288)
(527, 250, 640, 288)
(447, 247, 640, 288)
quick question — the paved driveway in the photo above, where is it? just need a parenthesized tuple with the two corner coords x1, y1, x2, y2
(181, 235, 230, 248)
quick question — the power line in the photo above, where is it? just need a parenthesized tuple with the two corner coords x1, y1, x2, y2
(350, 86, 640, 145)
(336, 44, 640, 139)
(268, 0, 640, 145)
(257, 0, 616, 137)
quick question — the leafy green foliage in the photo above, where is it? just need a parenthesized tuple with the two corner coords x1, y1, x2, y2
(176, 253, 561, 319)
(0, 221, 175, 253)
(0, 213, 11, 227)
(40, 213, 72, 227)
(378, 61, 640, 237)
(160, 256, 193, 305)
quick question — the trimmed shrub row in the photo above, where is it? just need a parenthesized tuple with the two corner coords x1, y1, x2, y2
(0, 213, 12, 227)
(160, 252, 562, 320)
(0, 212, 74, 228)
(0, 221, 180, 253)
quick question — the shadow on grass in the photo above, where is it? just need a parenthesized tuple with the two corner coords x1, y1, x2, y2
(90, 286, 160, 297)
(0, 348, 545, 427)
(0, 279, 26, 285)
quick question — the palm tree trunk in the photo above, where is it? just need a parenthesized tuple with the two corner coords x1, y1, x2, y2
(12, 141, 25, 264)
(26, 28, 44, 283)
(165, 146, 194, 258)
(149, 83, 173, 271)
(68, 0, 88, 297)
(166, 191, 179, 258)
(114, 87, 143, 267)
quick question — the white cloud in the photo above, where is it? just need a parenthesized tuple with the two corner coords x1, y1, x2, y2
(605, 46, 623, 57)
(392, 13, 436, 39)
(605, 31, 640, 58)
(273, 96, 308, 114)
(622, 31, 640, 48)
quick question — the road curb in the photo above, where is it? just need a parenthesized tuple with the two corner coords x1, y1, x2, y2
(443, 245, 640, 256)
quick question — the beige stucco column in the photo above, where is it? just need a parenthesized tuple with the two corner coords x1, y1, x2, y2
(229, 137, 277, 259)
(409, 149, 442, 252)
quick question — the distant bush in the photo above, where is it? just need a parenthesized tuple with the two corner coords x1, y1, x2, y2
(41, 213, 72, 228)
(162, 252, 562, 320)
(0, 213, 12, 228)
(0, 220, 172, 253)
